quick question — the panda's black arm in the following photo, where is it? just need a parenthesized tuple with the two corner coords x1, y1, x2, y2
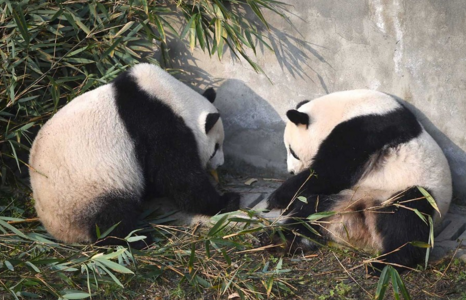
(267, 170, 313, 209)
(155, 166, 240, 215)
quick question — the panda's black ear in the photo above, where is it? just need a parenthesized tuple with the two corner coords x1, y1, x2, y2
(286, 110, 309, 127)
(205, 113, 220, 134)
(203, 87, 216, 103)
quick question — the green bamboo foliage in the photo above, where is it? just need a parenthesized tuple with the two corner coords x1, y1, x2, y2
(0, 0, 286, 187)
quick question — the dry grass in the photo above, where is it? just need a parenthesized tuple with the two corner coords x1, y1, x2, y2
(1, 190, 465, 300)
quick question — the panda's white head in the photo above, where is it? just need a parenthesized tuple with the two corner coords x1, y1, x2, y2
(284, 100, 313, 174)
(200, 88, 225, 170)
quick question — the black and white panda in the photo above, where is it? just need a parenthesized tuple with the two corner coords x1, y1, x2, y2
(263, 89, 452, 274)
(29, 63, 240, 246)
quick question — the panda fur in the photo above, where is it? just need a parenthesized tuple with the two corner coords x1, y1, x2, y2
(29, 63, 240, 246)
(265, 89, 452, 274)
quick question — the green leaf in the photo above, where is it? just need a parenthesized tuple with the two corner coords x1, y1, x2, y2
(101, 37, 123, 59)
(297, 196, 307, 203)
(126, 235, 147, 242)
(215, 18, 223, 47)
(61, 291, 91, 299)
(25, 261, 41, 273)
(0, 219, 29, 239)
(207, 214, 229, 236)
(417, 186, 440, 216)
(152, 15, 166, 43)
(409, 241, 431, 248)
(94, 258, 133, 274)
(114, 21, 134, 38)
(266, 275, 274, 298)
(188, 243, 196, 273)
(180, 14, 196, 39)
(195, 15, 205, 50)
(375, 265, 390, 300)
(247, 0, 270, 30)
(4, 260, 14, 271)
(307, 211, 336, 221)
(65, 58, 95, 64)
(391, 267, 411, 300)
(412, 208, 427, 225)
(95, 224, 101, 239)
(71, 15, 90, 35)
(95, 262, 124, 287)
(12, 5, 30, 45)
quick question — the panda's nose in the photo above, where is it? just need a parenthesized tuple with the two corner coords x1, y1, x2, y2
(289, 171, 294, 175)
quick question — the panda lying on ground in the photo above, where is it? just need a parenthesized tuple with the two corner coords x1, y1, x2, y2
(29, 63, 240, 247)
(264, 89, 452, 274)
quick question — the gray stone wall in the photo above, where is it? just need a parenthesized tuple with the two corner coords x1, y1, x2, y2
(164, 0, 466, 201)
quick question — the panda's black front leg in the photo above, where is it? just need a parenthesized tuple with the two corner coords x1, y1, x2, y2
(263, 193, 333, 251)
(267, 169, 314, 210)
(158, 168, 240, 216)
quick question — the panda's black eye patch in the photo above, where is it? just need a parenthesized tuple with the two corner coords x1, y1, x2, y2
(210, 143, 220, 159)
(290, 146, 300, 160)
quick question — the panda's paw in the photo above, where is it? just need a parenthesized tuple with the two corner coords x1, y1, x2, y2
(267, 189, 290, 210)
(221, 192, 241, 212)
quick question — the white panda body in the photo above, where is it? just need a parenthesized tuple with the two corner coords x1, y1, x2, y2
(29, 64, 239, 246)
(30, 84, 143, 243)
(267, 89, 452, 274)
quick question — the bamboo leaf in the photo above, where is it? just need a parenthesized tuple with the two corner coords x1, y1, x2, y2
(101, 37, 123, 59)
(375, 265, 390, 300)
(61, 291, 91, 299)
(392, 268, 411, 300)
(247, 0, 270, 30)
(4, 260, 14, 271)
(208, 214, 229, 236)
(0, 219, 29, 239)
(152, 15, 166, 43)
(114, 21, 134, 38)
(25, 261, 41, 273)
(94, 258, 133, 274)
(126, 235, 147, 242)
(417, 186, 441, 216)
(409, 241, 431, 248)
(297, 196, 307, 203)
(12, 5, 30, 45)
(95, 262, 124, 287)
(188, 243, 195, 273)
(195, 15, 206, 50)
(307, 211, 336, 221)
(180, 14, 196, 39)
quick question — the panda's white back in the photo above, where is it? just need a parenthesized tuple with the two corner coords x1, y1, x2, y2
(30, 84, 143, 243)
(358, 129, 452, 221)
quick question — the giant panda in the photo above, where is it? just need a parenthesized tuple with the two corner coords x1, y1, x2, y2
(263, 89, 452, 274)
(29, 63, 240, 247)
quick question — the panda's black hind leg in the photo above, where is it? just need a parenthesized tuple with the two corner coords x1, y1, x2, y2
(86, 191, 152, 249)
(370, 187, 434, 276)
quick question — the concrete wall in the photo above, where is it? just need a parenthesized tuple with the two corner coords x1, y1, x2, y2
(164, 0, 466, 201)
